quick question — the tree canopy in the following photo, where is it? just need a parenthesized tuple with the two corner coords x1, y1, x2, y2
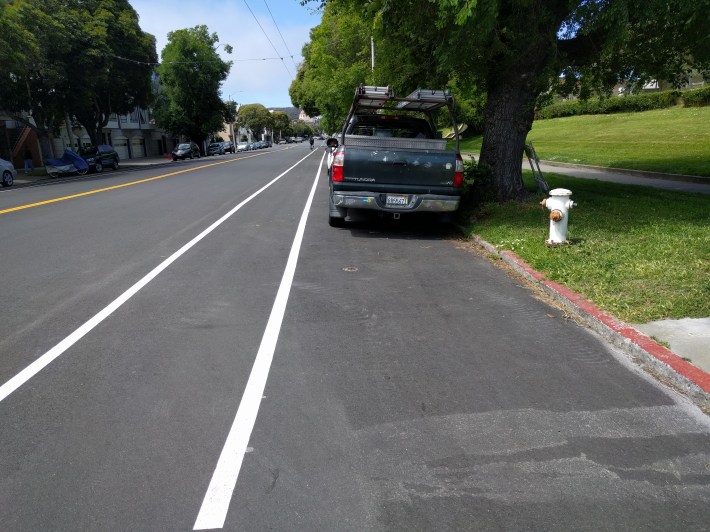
(236, 104, 273, 140)
(153, 26, 232, 149)
(0, 0, 156, 155)
(67, 0, 157, 146)
(271, 111, 292, 141)
(289, 2, 371, 134)
(296, 0, 710, 201)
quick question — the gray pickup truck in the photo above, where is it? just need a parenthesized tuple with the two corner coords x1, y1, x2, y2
(326, 85, 464, 227)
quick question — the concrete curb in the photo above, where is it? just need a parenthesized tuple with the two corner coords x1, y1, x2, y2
(471, 235, 710, 410)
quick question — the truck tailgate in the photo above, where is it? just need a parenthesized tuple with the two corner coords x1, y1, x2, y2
(342, 135, 457, 189)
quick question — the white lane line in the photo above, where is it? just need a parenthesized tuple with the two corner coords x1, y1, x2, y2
(0, 152, 315, 404)
(193, 151, 325, 530)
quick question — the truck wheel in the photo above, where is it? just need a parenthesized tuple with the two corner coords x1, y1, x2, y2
(329, 215, 345, 227)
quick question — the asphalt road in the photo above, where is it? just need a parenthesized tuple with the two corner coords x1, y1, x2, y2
(1, 144, 709, 530)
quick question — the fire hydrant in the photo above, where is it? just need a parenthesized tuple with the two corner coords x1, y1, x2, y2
(540, 188, 576, 246)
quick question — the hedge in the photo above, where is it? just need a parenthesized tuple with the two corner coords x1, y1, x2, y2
(537, 86, 709, 119)
(682, 85, 710, 106)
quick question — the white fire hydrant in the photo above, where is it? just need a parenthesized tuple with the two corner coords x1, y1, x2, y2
(540, 188, 576, 246)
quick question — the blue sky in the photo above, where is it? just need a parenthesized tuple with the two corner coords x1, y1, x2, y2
(129, 0, 322, 108)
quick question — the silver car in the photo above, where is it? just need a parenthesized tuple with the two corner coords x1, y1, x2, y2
(1, 157, 17, 187)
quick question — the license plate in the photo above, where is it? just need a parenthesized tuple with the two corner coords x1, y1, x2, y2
(385, 194, 409, 206)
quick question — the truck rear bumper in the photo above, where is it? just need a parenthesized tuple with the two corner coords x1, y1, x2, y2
(332, 191, 460, 213)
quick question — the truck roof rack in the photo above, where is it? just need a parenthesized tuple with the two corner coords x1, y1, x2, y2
(352, 85, 453, 112)
(341, 84, 460, 151)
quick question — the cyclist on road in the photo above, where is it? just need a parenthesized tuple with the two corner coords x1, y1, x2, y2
(309, 136, 314, 150)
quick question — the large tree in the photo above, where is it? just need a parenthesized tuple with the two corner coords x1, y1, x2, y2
(271, 111, 292, 142)
(153, 26, 232, 149)
(289, 2, 371, 134)
(0, 0, 76, 158)
(298, 0, 710, 201)
(0, 0, 156, 155)
(236, 104, 274, 140)
(66, 0, 157, 146)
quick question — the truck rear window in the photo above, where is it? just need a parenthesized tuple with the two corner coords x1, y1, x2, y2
(347, 115, 434, 139)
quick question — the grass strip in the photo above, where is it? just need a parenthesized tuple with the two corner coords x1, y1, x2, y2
(466, 171, 710, 324)
(456, 107, 710, 177)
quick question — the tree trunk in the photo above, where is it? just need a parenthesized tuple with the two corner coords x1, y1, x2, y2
(38, 130, 54, 160)
(478, 13, 560, 203)
(75, 102, 110, 147)
(478, 78, 538, 202)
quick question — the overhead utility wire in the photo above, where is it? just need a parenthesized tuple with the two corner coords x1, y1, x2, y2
(262, 0, 299, 72)
(110, 54, 296, 66)
(242, 0, 294, 79)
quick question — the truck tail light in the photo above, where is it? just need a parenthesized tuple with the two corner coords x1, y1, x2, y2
(453, 155, 464, 187)
(332, 150, 345, 182)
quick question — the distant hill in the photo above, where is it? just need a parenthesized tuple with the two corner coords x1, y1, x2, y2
(270, 107, 300, 121)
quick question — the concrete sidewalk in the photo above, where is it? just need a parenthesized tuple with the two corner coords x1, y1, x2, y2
(537, 159, 710, 195)
(12, 154, 175, 186)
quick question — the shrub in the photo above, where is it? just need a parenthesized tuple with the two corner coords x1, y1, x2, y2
(537, 89, 683, 119)
(459, 157, 496, 213)
(682, 86, 710, 106)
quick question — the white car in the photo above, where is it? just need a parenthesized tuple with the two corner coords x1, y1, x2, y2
(1, 157, 17, 187)
(236, 142, 249, 151)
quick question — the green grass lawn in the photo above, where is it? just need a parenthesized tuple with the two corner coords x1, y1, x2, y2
(466, 171, 710, 324)
(457, 106, 710, 177)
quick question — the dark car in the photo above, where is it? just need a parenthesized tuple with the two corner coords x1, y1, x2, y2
(222, 141, 235, 153)
(172, 142, 201, 160)
(207, 142, 225, 156)
(79, 144, 119, 173)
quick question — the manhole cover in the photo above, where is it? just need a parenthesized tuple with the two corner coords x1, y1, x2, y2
(342, 266, 358, 272)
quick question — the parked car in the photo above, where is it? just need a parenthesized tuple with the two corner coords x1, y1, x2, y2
(0, 157, 17, 187)
(236, 142, 249, 152)
(172, 142, 201, 160)
(222, 141, 235, 153)
(207, 142, 225, 156)
(45, 149, 90, 178)
(79, 144, 119, 173)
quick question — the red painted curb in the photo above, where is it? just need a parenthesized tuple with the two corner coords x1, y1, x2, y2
(482, 239, 710, 396)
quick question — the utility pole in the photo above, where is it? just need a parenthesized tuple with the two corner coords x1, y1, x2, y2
(371, 35, 375, 73)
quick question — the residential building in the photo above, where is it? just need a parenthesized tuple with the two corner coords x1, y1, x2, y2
(54, 107, 171, 160)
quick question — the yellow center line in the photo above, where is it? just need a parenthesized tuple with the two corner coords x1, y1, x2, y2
(0, 149, 290, 216)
